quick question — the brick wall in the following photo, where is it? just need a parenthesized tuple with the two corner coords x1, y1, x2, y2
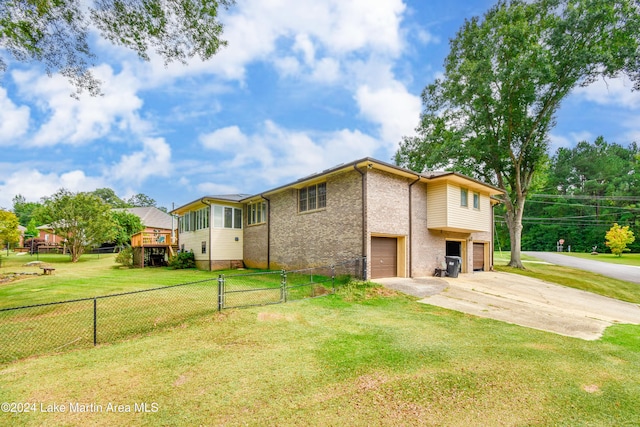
(243, 221, 268, 269)
(267, 169, 364, 270)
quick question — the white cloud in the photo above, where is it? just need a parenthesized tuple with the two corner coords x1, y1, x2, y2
(355, 83, 422, 148)
(200, 125, 249, 150)
(273, 56, 301, 77)
(548, 134, 574, 152)
(198, 120, 382, 191)
(110, 137, 173, 184)
(0, 87, 30, 145)
(310, 58, 341, 84)
(416, 29, 439, 45)
(574, 76, 640, 109)
(294, 34, 316, 65)
(13, 64, 143, 147)
(133, 0, 407, 85)
(0, 169, 105, 208)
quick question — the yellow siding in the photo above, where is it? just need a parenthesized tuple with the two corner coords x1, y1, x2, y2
(426, 182, 448, 229)
(210, 228, 243, 260)
(427, 183, 491, 232)
(179, 229, 210, 262)
(178, 200, 244, 262)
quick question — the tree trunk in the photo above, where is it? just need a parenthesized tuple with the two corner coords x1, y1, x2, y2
(504, 195, 526, 269)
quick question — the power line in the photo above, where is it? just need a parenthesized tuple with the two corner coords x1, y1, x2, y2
(530, 194, 640, 201)
(525, 200, 640, 211)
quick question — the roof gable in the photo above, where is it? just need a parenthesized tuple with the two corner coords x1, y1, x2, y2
(115, 207, 174, 230)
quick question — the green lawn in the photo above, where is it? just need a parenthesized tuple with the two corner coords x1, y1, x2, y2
(0, 252, 341, 362)
(1, 251, 640, 425)
(562, 252, 640, 267)
(1, 284, 639, 426)
(0, 252, 223, 308)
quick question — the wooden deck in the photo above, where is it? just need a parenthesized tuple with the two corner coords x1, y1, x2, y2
(131, 231, 174, 248)
(131, 232, 177, 266)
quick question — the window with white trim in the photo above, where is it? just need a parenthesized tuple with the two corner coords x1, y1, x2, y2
(460, 188, 468, 207)
(299, 183, 326, 213)
(473, 192, 480, 209)
(179, 206, 210, 232)
(248, 201, 267, 225)
(213, 205, 242, 229)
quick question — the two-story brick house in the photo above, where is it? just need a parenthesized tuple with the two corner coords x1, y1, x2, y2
(171, 158, 504, 279)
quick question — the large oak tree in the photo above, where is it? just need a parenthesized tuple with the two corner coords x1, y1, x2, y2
(396, 0, 640, 268)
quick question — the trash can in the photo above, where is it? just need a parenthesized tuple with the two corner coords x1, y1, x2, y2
(445, 256, 461, 278)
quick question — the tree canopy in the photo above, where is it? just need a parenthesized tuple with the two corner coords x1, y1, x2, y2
(126, 193, 156, 208)
(12, 194, 41, 227)
(110, 210, 144, 246)
(0, 0, 234, 95)
(495, 137, 640, 253)
(0, 210, 21, 251)
(92, 188, 129, 208)
(38, 189, 116, 262)
(605, 223, 636, 256)
(395, 0, 640, 267)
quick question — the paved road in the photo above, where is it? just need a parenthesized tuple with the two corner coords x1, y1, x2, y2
(524, 251, 640, 284)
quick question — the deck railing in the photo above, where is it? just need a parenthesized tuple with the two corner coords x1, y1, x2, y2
(131, 231, 174, 247)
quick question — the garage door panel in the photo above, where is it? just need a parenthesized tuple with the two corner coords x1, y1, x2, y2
(473, 243, 485, 271)
(371, 237, 397, 279)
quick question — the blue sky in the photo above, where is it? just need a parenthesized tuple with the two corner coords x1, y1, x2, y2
(1, 0, 639, 211)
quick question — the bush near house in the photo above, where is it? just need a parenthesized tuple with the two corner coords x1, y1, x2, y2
(168, 251, 196, 269)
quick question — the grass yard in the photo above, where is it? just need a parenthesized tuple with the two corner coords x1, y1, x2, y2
(1, 284, 639, 426)
(0, 253, 222, 308)
(1, 251, 640, 425)
(562, 252, 640, 267)
(0, 252, 344, 363)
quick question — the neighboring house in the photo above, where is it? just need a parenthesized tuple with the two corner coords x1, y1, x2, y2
(114, 206, 176, 239)
(37, 224, 65, 245)
(17, 225, 26, 247)
(114, 206, 177, 267)
(171, 158, 504, 279)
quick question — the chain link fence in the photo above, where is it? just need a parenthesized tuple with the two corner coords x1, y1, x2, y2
(0, 258, 366, 364)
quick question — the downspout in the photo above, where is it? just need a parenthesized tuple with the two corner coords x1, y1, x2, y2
(201, 198, 213, 271)
(408, 176, 421, 278)
(353, 165, 367, 280)
(261, 194, 271, 270)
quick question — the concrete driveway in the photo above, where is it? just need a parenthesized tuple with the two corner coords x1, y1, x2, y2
(375, 272, 640, 340)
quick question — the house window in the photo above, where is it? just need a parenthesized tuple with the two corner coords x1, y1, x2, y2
(201, 241, 207, 254)
(473, 192, 480, 210)
(248, 201, 266, 225)
(213, 205, 242, 229)
(299, 183, 326, 212)
(179, 207, 210, 232)
(461, 188, 468, 207)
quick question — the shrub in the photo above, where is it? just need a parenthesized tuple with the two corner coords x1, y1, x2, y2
(168, 251, 196, 269)
(115, 246, 133, 267)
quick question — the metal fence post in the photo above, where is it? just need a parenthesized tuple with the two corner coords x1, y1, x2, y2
(93, 298, 97, 346)
(331, 265, 336, 294)
(218, 274, 224, 311)
(281, 270, 287, 303)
